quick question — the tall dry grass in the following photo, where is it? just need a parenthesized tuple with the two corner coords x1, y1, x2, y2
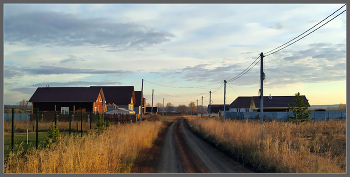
(187, 118, 346, 173)
(4, 121, 163, 173)
(4, 121, 97, 132)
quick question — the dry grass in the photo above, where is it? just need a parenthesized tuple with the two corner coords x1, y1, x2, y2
(4, 121, 97, 132)
(187, 118, 346, 173)
(4, 121, 163, 173)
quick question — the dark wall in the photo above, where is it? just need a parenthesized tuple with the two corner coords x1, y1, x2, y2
(33, 102, 93, 112)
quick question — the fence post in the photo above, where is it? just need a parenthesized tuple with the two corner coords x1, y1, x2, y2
(90, 112, 92, 130)
(77, 122, 78, 132)
(81, 110, 83, 137)
(36, 108, 39, 149)
(69, 111, 71, 135)
(55, 111, 57, 126)
(11, 108, 14, 152)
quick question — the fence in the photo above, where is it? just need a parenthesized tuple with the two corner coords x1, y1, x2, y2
(225, 111, 346, 121)
(4, 108, 136, 159)
(4, 113, 30, 121)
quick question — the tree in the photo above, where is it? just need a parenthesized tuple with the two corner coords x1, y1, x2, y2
(288, 92, 311, 124)
(188, 102, 195, 115)
(338, 103, 346, 111)
(178, 104, 188, 114)
(146, 103, 151, 107)
(156, 102, 163, 111)
(19, 99, 28, 111)
(166, 102, 173, 114)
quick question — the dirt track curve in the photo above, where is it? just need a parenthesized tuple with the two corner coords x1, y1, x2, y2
(155, 117, 252, 173)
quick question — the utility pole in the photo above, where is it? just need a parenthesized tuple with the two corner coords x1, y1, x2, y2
(163, 98, 164, 116)
(141, 79, 143, 121)
(197, 99, 198, 117)
(201, 96, 203, 117)
(209, 91, 211, 118)
(260, 52, 264, 125)
(151, 89, 154, 115)
(224, 80, 227, 121)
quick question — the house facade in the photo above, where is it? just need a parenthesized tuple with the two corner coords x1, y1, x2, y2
(133, 91, 146, 115)
(91, 86, 135, 112)
(229, 95, 310, 112)
(207, 104, 229, 113)
(29, 87, 106, 114)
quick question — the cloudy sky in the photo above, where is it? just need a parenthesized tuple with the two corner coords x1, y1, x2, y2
(3, 4, 346, 106)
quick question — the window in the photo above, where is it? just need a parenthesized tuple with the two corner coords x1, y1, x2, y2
(99, 97, 102, 102)
(95, 107, 97, 114)
(61, 107, 69, 114)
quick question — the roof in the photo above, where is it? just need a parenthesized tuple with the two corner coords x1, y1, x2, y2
(29, 87, 103, 102)
(106, 108, 135, 114)
(252, 96, 310, 108)
(229, 96, 310, 108)
(91, 86, 135, 105)
(134, 91, 143, 107)
(208, 104, 229, 112)
(229, 97, 252, 108)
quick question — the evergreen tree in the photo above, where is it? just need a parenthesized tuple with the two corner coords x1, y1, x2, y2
(288, 92, 311, 124)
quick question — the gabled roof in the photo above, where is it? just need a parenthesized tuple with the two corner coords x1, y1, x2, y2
(229, 97, 252, 108)
(252, 96, 310, 108)
(229, 96, 310, 108)
(29, 87, 103, 102)
(91, 86, 135, 105)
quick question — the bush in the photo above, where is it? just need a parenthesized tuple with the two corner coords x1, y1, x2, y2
(95, 116, 105, 130)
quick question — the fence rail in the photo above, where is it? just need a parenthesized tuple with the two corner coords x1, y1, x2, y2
(225, 111, 346, 121)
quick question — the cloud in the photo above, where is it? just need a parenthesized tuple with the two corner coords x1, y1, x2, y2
(60, 55, 84, 63)
(4, 65, 132, 78)
(268, 22, 283, 30)
(10, 81, 122, 95)
(4, 11, 175, 51)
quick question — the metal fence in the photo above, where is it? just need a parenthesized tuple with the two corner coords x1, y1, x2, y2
(225, 111, 346, 121)
(4, 113, 30, 121)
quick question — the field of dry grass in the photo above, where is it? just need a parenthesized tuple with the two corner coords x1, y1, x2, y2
(4, 120, 163, 173)
(186, 117, 346, 173)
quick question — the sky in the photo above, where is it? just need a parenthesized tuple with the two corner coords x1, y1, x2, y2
(3, 4, 346, 106)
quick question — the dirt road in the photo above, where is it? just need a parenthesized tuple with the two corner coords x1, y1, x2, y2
(155, 117, 252, 173)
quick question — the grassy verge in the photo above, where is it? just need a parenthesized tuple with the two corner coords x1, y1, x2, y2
(4, 120, 163, 173)
(186, 117, 345, 173)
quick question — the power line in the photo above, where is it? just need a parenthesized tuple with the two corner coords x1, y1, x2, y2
(265, 4, 346, 55)
(265, 9, 346, 57)
(227, 82, 240, 96)
(226, 55, 261, 82)
(228, 57, 261, 82)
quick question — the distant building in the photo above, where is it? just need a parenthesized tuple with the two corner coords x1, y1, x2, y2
(229, 95, 310, 112)
(207, 104, 229, 113)
(145, 107, 158, 114)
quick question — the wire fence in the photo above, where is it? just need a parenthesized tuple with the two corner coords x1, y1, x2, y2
(4, 108, 137, 159)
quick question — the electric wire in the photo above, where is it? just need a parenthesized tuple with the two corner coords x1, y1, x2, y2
(265, 9, 346, 57)
(227, 82, 240, 96)
(144, 79, 222, 88)
(265, 4, 346, 55)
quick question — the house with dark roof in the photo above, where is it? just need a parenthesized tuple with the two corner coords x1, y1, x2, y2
(145, 107, 158, 114)
(29, 86, 105, 114)
(207, 104, 229, 113)
(229, 95, 310, 112)
(134, 91, 146, 115)
(91, 86, 135, 112)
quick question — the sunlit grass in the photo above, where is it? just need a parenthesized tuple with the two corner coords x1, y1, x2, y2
(187, 118, 346, 173)
(4, 121, 163, 173)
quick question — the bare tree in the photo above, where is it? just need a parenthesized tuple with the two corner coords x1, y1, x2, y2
(178, 104, 188, 114)
(155, 102, 163, 111)
(166, 102, 174, 114)
(146, 103, 151, 107)
(338, 103, 346, 111)
(188, 102, 195, 115)
(19, 99, 28, 112)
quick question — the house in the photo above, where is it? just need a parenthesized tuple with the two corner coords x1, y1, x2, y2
(145, 107, 158, 114)
(207, 104, 229, 113)
(91, 86, 135, 112)
(134, 91, 146, 115)
(229, 95, 310, 112)
(29, 86, 105, 114)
